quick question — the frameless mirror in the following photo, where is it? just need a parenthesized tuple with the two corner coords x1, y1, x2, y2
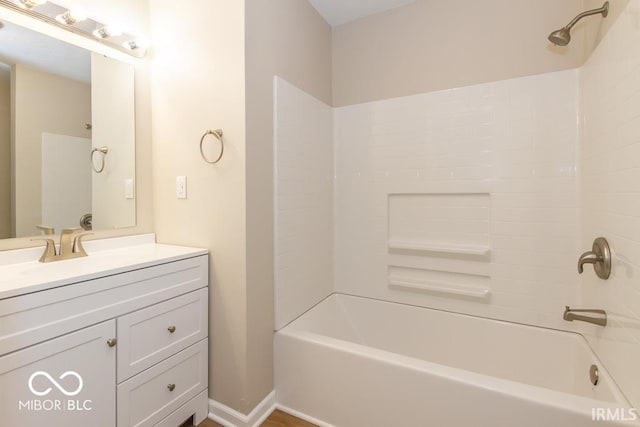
(0, 19, 136, 240)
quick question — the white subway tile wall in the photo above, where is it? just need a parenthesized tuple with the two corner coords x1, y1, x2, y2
(334, 69, 581, 330)
(581, 0, 640, 409)
(274, 77, 334, 330)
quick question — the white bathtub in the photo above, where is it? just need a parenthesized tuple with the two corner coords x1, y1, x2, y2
(275, 294, 638, 427)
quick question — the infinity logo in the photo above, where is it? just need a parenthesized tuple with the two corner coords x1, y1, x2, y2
(28, 371, 84, 397)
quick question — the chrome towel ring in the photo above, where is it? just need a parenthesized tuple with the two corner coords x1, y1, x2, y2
(91, 146, 109, 173)
(200, 129, 224, 164)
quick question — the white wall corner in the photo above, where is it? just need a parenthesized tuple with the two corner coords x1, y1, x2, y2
(208, 391, 275, 427)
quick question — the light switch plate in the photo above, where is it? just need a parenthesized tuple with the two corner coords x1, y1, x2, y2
(176, 176, 187, 199)
(125, 179, 135, 199)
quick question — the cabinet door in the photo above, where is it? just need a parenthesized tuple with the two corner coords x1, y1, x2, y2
(0, 320, 116, 427)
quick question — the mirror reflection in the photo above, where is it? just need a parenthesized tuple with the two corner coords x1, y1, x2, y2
(0, 19, 136, 239)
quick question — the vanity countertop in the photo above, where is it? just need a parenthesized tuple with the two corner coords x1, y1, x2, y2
(0, 234, 207, 300)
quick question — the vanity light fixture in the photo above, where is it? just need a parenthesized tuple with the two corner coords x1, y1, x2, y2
(12, 0, 45, 9)
(0, 0, 147, 58)
(55, 9, 86, 25)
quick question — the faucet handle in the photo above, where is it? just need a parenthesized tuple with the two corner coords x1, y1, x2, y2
(577, 251, 599, 273)
(31, 238, 57, 263)
(36, 225, 55, 235)
(72, 232, 93, 256)
(578, 237, 611, 279)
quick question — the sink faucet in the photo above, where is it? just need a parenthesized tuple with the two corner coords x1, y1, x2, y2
(563, 306, 607, 327)
(32, 228, 92, 263)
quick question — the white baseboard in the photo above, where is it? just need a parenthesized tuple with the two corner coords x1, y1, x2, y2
(274, 403, 334, 427)
(208, 391, 275, 427)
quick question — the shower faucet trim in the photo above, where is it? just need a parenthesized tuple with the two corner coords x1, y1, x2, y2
(578, 237, 611, 279)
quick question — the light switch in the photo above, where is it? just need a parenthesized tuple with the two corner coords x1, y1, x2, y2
(125, 179, 135, 199)
(176, 176, 187, 199)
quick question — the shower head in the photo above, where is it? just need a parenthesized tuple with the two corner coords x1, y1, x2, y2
(548, 1, 609, 46)
(548, 27, 572, 46)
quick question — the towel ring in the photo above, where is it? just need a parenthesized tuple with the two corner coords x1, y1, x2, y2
(90, 146, 109, 173)
(200, 129, 224, 164)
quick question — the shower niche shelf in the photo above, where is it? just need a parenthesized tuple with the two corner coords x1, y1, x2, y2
(389, 278, 491, 301)
(388, 266, 491, 302)
(388, 192, 491, 260)
(388, 241, 491, 258)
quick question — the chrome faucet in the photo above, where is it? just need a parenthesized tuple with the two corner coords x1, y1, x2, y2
(563, 306, 607, 327)
(32, 228, 92, 263)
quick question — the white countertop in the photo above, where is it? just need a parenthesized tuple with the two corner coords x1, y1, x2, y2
(0, 234, 208, 300)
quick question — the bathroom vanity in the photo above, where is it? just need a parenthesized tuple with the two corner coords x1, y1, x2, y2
(0, 235, 209, 427)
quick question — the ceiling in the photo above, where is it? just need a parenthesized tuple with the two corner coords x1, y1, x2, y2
(308, 0, 417, 26)
(0, 19, 90, 84)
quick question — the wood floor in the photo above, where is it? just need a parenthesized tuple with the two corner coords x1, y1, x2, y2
(198, 409, 316, 427)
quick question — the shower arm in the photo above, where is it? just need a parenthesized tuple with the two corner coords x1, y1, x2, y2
(564, 3, 609, 31)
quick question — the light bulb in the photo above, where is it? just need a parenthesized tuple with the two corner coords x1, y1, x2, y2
(92, 24, 122, 39)
(55, 9, 87, 25)
(122, 37, 147, 51)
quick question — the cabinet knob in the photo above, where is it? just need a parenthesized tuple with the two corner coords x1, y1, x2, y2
(107, 338, 117, 347)
(167, 383, 176, 392)
(167, 326, 176, 334)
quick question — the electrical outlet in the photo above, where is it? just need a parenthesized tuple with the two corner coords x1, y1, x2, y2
(176, 176, 187, 199)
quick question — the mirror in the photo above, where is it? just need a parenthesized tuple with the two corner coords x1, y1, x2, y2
(0, 19, 136, 240)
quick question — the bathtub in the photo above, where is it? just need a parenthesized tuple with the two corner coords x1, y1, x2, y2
(275, 294, 638, 427)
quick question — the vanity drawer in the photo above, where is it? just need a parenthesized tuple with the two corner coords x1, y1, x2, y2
(117, 339, 208, 427)
(117, 288, 208, 382)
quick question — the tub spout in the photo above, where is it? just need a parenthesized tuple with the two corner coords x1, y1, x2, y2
(563, 306, 607, 327)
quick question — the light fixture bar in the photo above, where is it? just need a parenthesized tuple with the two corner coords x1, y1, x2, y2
(0, 0, 146, 58)
(13, 0, 46, 10)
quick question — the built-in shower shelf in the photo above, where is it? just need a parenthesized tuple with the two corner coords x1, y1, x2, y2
(389, 278, 491, 301)
(388, 241, 491, 257)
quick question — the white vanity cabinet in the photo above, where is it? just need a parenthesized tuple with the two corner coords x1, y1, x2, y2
(0, 240, 209, 427)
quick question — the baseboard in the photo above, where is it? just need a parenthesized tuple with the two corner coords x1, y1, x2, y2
(274, 403, 334, 427)
(208, 391, 275, 427)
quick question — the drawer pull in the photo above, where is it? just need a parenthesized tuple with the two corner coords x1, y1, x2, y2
(107, 338, 117, 347)
(167, 326, 176, 334)
(167, 383, 176, 392)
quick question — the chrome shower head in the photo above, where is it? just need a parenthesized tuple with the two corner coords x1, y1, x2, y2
(548, 1, 609, 46)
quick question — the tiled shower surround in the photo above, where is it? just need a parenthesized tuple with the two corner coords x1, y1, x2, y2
(580, 0, 640, 409)
(277, 70, 581, 329)
(334, 69, 580, 330)
(274, 77, 334, 329)
(275, 0, 640, 410)
(276, 70, 580, 328)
